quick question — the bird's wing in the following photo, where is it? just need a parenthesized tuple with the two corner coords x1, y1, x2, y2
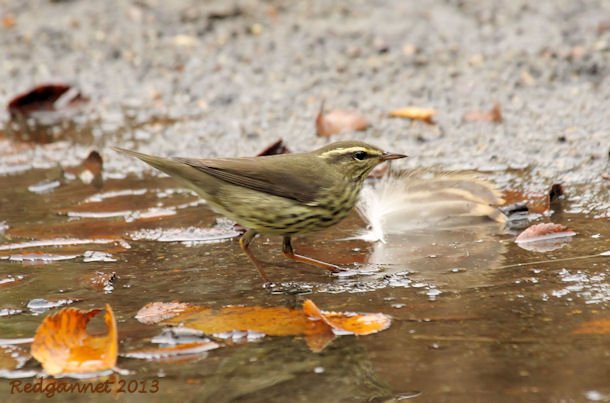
(175, 155, 327, 204)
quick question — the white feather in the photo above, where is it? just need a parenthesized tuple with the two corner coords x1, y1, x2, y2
(353, 171, 506, 242)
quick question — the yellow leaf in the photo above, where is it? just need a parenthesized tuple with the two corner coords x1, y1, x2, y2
(388, 107, 435, 124)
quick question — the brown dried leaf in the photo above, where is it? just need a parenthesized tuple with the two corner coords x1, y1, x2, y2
(63, 151, 103, 187)
(31, 304, 117, 375)
(123, 341, 220, 360)
(302, 299, 392, 335)
(8, 84, 88, 117)
(515, 223, 576, 252)
(257, 139, 290, 156)
(388, 107, 435, 124)
(573, 317, 610, 335)
(316, 101, 370, 137)
(136, 302, 195, 325)
(463, 102, 502, 123)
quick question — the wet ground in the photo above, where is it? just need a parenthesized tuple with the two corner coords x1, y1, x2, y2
(1, 0, 609, 402)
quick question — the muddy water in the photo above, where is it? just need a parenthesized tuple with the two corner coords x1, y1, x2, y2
(0, 162, 608, 402)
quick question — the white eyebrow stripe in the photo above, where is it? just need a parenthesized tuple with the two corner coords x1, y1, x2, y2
(320, 147, 379, 158)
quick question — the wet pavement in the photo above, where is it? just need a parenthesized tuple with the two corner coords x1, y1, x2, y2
(1, 0, 609, 402)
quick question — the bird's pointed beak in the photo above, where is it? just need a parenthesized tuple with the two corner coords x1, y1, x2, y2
(380, 152, 408, 161)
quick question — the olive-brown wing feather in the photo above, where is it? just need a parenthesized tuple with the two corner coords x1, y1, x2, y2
(175, 156, 328, 204)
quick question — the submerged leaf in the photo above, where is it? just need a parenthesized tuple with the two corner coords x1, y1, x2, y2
(123, 341, 219, 360)
(164, 306, 328, 337)
(388, 107, 435, 124)
(136, 302, 195, 325)
(573, 318, 610, 335)
(31, 304, 117, 375)
(316, 101, 370, 137)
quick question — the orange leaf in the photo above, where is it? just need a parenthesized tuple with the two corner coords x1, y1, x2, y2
(303, 299, 392, 335)
(164, 306, 329, 337)
(388, 107, 435, 124)
(123, 341, 220, 360)
(573, 318, 610, 335)
(31, 304, 117, 375)
(136, 301, 195, 324)
(161, 302, 391, 352)
(463, 102, 502, 123)
(316, 101, 370, 137)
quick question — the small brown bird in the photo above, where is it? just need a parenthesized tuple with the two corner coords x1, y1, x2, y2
(114, 141, 406, 281)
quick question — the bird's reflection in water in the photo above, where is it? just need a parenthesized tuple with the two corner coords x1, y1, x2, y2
(196, 337, 399, 403)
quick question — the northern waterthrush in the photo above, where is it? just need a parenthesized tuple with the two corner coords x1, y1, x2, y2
(114, 141, 406, 280)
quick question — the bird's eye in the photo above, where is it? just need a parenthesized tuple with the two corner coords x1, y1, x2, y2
(352, 151, 367, 161)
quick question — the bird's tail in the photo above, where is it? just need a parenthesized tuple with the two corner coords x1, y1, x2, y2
(112, 147, 188, 177)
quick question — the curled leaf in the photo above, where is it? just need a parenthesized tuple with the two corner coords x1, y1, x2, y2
(515, 223, 576, 252)
(388, 107, 435, 124)
(257, 139, 290, 156)
(303, 299, 392, 335)
(316, 101, 370, 137)
(30, 304, 117, 375)
(8, 84, 87, 117)
(463, 102, 503, 123)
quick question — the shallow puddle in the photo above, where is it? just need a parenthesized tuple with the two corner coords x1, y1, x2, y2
(0, 161, 608, 402)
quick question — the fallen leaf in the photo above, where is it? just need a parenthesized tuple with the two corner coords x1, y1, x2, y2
(63, 151, 104, 187)
(0, 345, 30, 370)
(502, 183, 566, 214)
(515, 223, 576, 252)
(548, 183, 564, 204)
(8, 84, 88, 118)
(123, 341, 219, 360)
(136, 302, 195, 325)
(164, 306, 328, 337)
(84, 271, 117, 290)
(2, 14, 16, 29)
(257, 139, 290, 156)
(463, 102, 502, 123)
(0, 275, 25, 288)
(388, 107, 435, 124)
(573, 317, 610, 335)
(303, 299, 392, 335)
(162, 301, 392, 352)
(316, 101, 370, 137)
(7, 84, 89, 143)
(31, 304, 117, 375)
